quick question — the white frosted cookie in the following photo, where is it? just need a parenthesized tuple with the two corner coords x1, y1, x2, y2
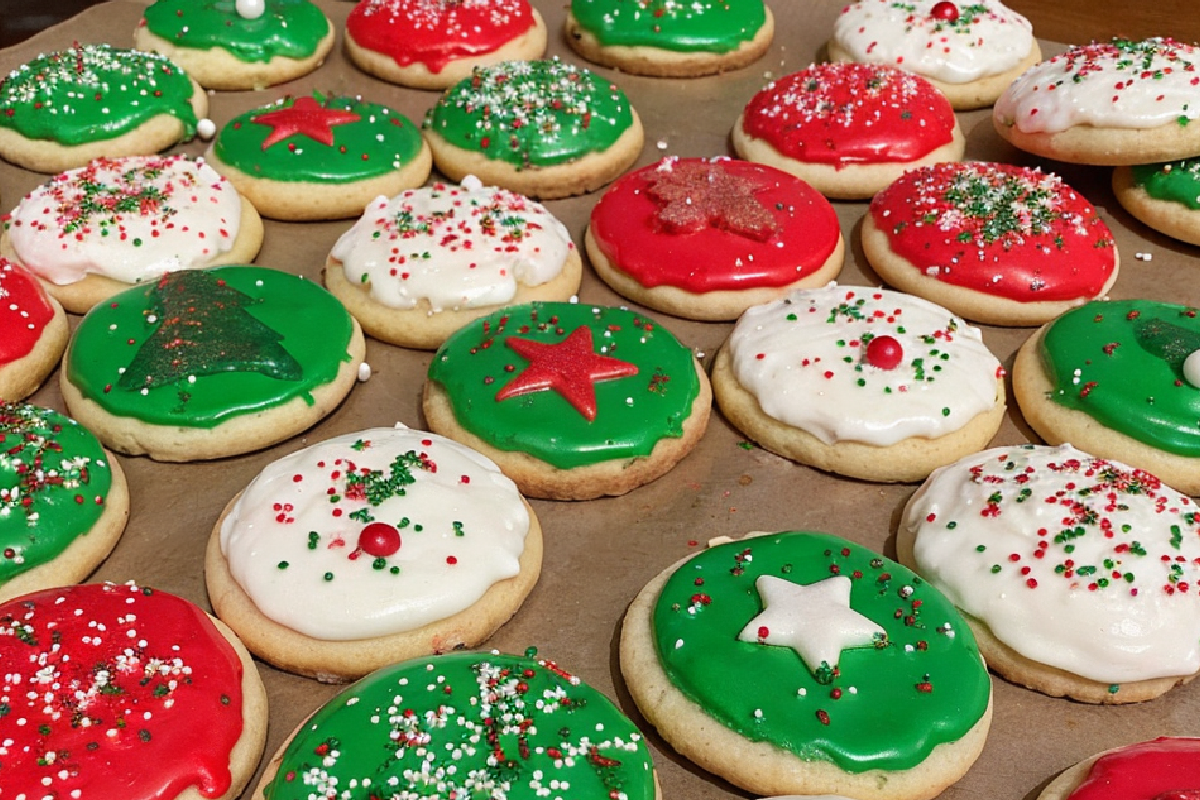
(207, 426, 542, 682)
(900, 444, 1200, 703)
(712, 284, 1005, 482)
(325, 177, 582, 349)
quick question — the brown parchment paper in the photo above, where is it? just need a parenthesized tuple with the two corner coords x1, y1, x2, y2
(3, 1, 1200, 798)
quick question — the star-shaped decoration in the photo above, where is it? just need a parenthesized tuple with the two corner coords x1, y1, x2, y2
(495, 326, 639, 421)
(737, 575, 886, 676)
(646, 160, 779, 242)
(252, 96, 361, 150)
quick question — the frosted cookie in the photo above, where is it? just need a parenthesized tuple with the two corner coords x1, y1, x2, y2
(829, 0, 1040, 110)
(0, 581, 268, 800)
(0, 259, 68, 400)
(134, 0, 335, 90)
(564, 0, 774, 77)
(1013, 299, 1200, 495)
(1038, 738, 1200, 800)
(424, 301, 711, 500)
(0, 44, 205, 174)
(713, 284, 1005, 483)
(326, 177, 581, 349)
(621, 531, 992, 799)
(900, 444, 1200, 703)
(863, 162, 1119, 326)
(733, 63, 964, 200)
(423, 59, 644, 199)
(1, 155, 264, 313)
(586, 156, 845, 321)
(994, 38, 1200, 166)
(346, 0, 548, 90)
(206, 93, 431, 221)
(61, 266, 365, 462)
(253, 649, 659, 800)
(207, 426, 542, 682)
(1114, 158, 1200, 246)
(0, 403, 129, 603)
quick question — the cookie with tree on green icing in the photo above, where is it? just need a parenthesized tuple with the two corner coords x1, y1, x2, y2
(621, 531, 992, 800)
(61, 265, 365, 462)
(1114, 159, 1200, 247)
(423, 59, 644, 199)
(134, 0, 335, 90)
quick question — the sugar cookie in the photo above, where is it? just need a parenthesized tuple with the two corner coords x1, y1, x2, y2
(1114, 158, 1200, 246)
(0, 259, 68, 400)
(1038, 738, 1200, 800)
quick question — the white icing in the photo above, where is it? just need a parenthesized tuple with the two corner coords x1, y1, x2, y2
(904, 444, 1200, 683)
(726, 284, 1001, 446)
(995, 38, 1200, 133)
(6, 155, 242, 286)
(330, 179, 573, 312)
(833, 0, 1034, 83)
(219, 426, 530, 640)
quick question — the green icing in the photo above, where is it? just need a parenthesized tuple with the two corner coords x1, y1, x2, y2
(66, 266, 354, 428)
(424, 60, 635, 168)
(213, 93, 425, 183)
(261, 651, 656, 800)
(570, 0, 767, 52)
(428, 302, 700, 469)
(1132, 159, 1200, 210)
(652, 532, 990, 772)
(143, 0, 331, 62)
(1040, 299, 1200, 456)
(0, 403, 113, 585)
(0, 44, 198, 144)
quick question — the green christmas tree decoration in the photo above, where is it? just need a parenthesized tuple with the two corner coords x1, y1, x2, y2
(1133, 317, 1200, 372)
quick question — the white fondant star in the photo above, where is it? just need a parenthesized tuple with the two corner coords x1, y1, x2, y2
(737, 575, 886, 673)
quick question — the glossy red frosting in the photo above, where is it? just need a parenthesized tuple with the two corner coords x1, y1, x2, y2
(1068, 738, 1200, 800)
(0, 258, 55, 366)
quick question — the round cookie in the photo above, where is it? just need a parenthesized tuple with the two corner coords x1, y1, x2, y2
(994, 38, 1200, 166)
(207, 426, 543, 682)
(713, 284, 1006, 483)
(1114, 158, 1200, 246)
(620, 531, 993, 800)
(423, 59, 644, 199)
(900, 443, 1200, 704)
(1038, 738, 1200, 800)
(829, 0, 1040, 110)
(61, 265, 365, 462)
(585, 156, 845, 321)
(564, 0, 774, 77)
(863, 161, 1119, 326)
(423, 301, 711, 500)
(134, 0, 335, 90)
(1013, 299, 1200, 495)
(206, 93, 431, 221)
(0, 581, 268, 800)
(0, 44, 206, 174)
(345, 0, 549, 90)
(1, 155, 264, 313)
(0, 402, 129, 603)
(732, 62, 964, 200)
(0, 258, 68, 400)
(326, 176, 581, 349)
(253, 649, 659, 800)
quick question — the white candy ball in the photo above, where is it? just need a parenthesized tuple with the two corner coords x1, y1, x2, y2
(235, 0, 266, 20)
(197, 118, 217, 140)
(1184, 349, 1200, 389)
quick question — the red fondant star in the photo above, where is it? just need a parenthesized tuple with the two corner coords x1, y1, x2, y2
(252, 96, 361, 150)
(495, 326, 639, 421)
(646, 161, 779, 242)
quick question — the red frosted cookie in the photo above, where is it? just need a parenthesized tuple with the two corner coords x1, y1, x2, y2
(732, 62, 964, 200)
(1038, 738, 1200, 800)
(863, 162, 1120, 326)
(0, 258, 68, 400)
(585, 157, 845, 320)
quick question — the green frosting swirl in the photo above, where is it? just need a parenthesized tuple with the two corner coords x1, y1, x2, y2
(652, 532, 990, 771)
(143, 0, 331, 62)
(1132, 159, 1200, 210)
(424, 60, 635, 167)
(0, 44, 198, 144)
(570, 0, 767, 52)
(262, 650, 656, 800)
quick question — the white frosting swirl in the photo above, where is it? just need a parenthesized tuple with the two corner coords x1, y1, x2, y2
(219, 426, 530, 640)
(834, 0, 1034, 83)
(904, 444, 1200, 682)
(726, 284, 1001, 445)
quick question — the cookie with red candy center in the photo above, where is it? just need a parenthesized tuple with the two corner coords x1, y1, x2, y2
(0, 258, 68, 400)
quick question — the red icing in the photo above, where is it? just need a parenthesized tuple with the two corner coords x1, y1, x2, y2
(252, 96, 361, 149)
(1068, 738, 1200, 800)
(0, 583, 245, 800)
(346, 0, 536, 74)
(869, 162, 1116, 303)
(0, 258, 55, 366)
(866, 334, 903, 369)
(740, 63, 956, 168)
(588, 158, 841, 292)
(359, 522, 402, 556)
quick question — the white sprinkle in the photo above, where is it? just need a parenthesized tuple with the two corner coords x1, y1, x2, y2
(358, 362, 372, 382)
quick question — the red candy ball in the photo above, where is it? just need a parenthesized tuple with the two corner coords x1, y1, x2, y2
(930, 1, 959, 21)
(866, 335, 904, 370)
(358, 522, 401, 557)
